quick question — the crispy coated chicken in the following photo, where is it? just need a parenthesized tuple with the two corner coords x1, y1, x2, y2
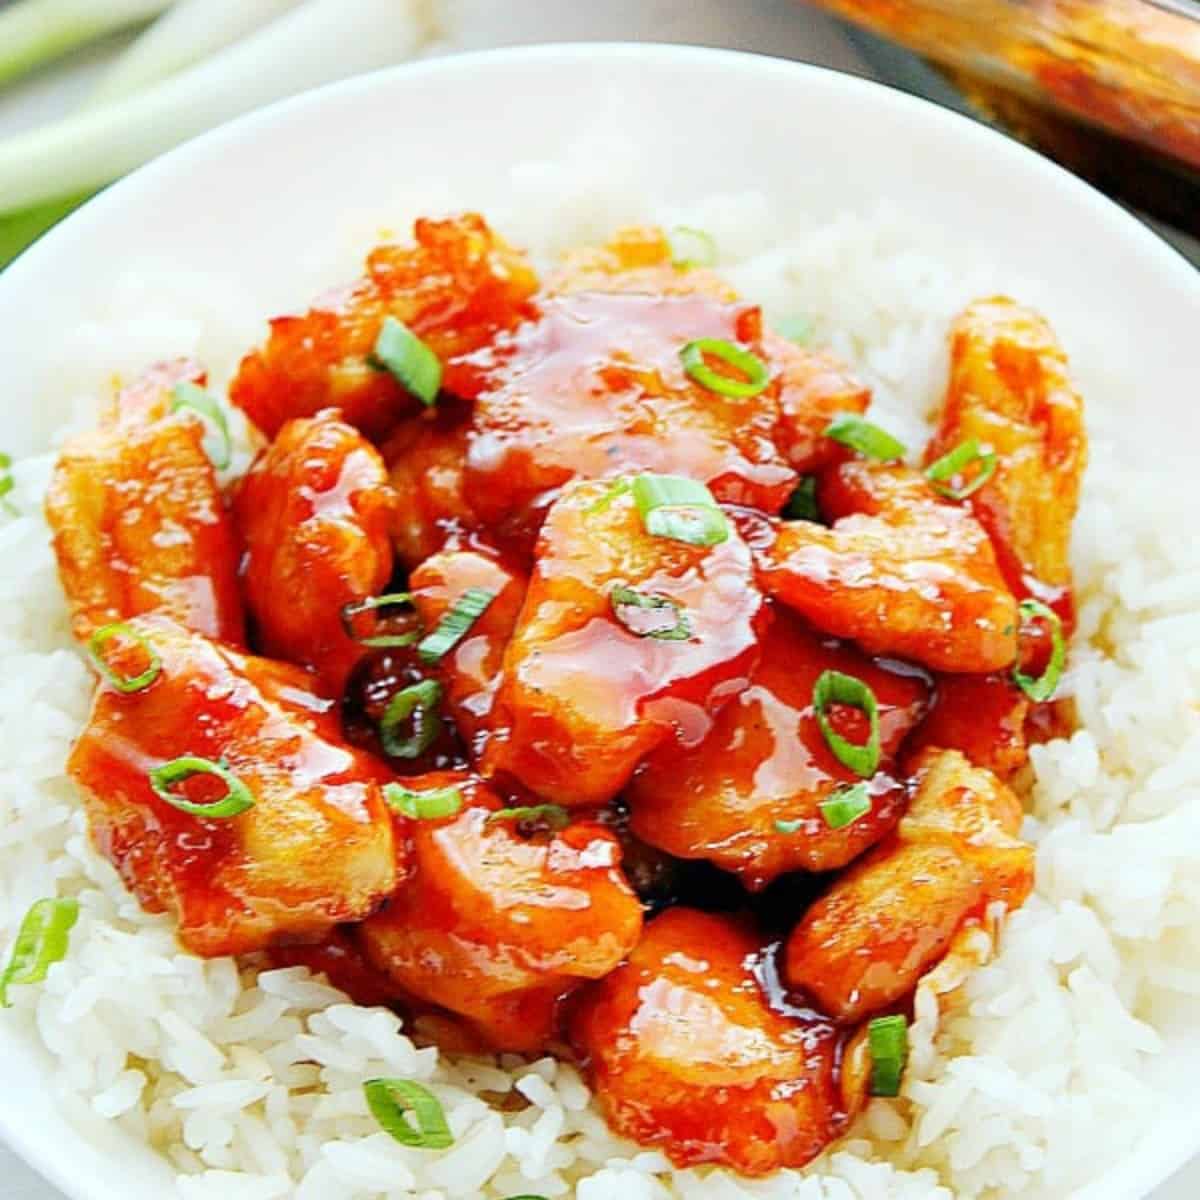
(68, 616, 397, 957)
(46, 359, 244, 645)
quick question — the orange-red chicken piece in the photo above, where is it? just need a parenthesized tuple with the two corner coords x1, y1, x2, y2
(756, 460, 1019, 673)
(570, 907, 866, 1175)
(234, 410, 396, 696)
(767, 334, 872, 474)
(380, 408, 477, 568)
(408, 544, 527, 757)
(628, 613, 931, 890)
(359, 772, 642, 1052)
(461, 288, 797, 546)
(482, 477, 767, 806)
(786, 748, 1034, 1021)
(926, 296, 1086, 625)
(229, 214, 539, 441)
(46, 359, 244, 644)
(68, 616, 397, 957)
(906, 672, 1030, 780)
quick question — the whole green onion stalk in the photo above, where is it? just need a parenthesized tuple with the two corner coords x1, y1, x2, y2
(0, 0, 436, 268)
(0, 0, 170, 90)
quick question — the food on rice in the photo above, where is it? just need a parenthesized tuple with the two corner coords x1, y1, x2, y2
(4, 187, 1173, 1200)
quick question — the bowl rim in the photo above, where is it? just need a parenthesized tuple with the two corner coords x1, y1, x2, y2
(0, 39, 1197, 1200)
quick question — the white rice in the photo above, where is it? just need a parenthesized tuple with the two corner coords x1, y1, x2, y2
(2, 143, 1198, 1200)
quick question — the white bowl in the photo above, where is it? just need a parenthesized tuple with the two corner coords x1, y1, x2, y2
(0, 43, 1197, 1200)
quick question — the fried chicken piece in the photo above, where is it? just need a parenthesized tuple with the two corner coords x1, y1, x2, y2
(906, 672, 1029, 780)
(235, 411, 396, 696)
(628, 613, 930, 889)
(380, 406, 477, 568)
(767, 334, 872, 474)
(756, 460, 1018, 673)
(786, 748, 1033, 1021)
(68, 616, 397, 957)
(229, 214, 539, 441)
(481, 477, 767, 807)
(461, 288, 797, 547)
(926, 297, 1086, 625)
(570, 907, 865, 1175)
(46, 359, 244, 645)
(359, 771, 642, 1052)
(408, 544, 527, 756)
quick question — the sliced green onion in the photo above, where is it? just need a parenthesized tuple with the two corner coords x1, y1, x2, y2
(0, 451, 15, 516)
(585, 477, 632, 516)
(383, 782, 463, 821)
(380, 679, 443, 759)
(776, 315, 814, 345)
(925, 438, 997, 500)
(487, 805, 571, 834)
(868, 1014, 908, 1097)
(774, 818, 805, 835)
(340, 593, 421, 648)
(680, 338, 770, 399)
(0, 897, 79, 1008)
(370, 316, 442, 407)
(87, 621, 161, 694)
(148, 756, 255, 818)
(813, 671, 881, 778)
(819, 783, 872, 830)
(782, 476, 821, 523)
(363, 1078, 454, 1150)
(610, 584, 690, 641)
(824, 413, 907, 461)
(417, 588, 495, 665)
(668, 225, 716, 270)
(631, 473, 729, 548)
(1012, 599, 1066, 703)
(171, 380, 232, 470)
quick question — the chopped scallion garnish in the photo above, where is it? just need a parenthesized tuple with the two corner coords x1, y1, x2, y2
(417, 588, 495, 664)
(363, 1078, 454, 1149)
(774, 818, 805, 835)
(610, 584, 691, 641)
(813, 670, 881, 778)
(680, 338, 770, 399)
(1012, 599, 1066, 703)
(631, 473, 729, 548)
(171, 380, 232, 470)
(487, 804, 571, 834)
(668, 225, 716, 270)
(819, 782, 872, 830)
(370, 316, 442, 407)
(147, 756, 255, 818)
(340, 593, 421, 648)
(0, 897, 79, 1008)
(0, 451, 15, 516)
(824, 413, 907, 461)
(868, 1014, 908, 1097)
(782, 476, 821, 523)
(383, 782, 463, 821)
(925, 438, 997, 500)
(379, 679, 443, 759)
(87, 621, 161, 694)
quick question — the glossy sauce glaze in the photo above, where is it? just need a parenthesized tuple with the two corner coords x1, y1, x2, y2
(45, 216, 1089, 1179)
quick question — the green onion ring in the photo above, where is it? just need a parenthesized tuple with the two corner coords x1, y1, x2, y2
(369, 317, 442, 407)
(609, 584, 691, 641)
(148, 756, 255, 818)
(680, 338, 770, 399)
(171, 381, 232, 470)
(868, 1014, 908, 1097)
(1012, 598, 1066, 703)
(824, 413, 907, 461)
(631, 473, 729, 548)
(363, 1078, 454, 1149)
(380, 679, 443, 759)
(417, 588, 495, 665)
(818, 782, 873, 830)
(925, 438, 998, 500)
(87, 621, 162, 693)
(812, 670, 881, 778)
(383, 783, 463, 821)
(340, 593, 422, 648)
(0, 897, 79, 1008)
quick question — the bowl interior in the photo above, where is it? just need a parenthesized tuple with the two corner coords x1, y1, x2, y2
(0, 42, 1198, 1200)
